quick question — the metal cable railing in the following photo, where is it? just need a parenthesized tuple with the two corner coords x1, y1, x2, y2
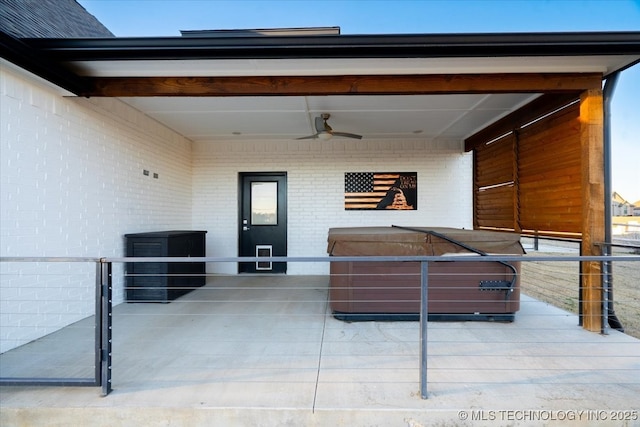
(0, 257, 106, 391)
(1, 254, 639, 402)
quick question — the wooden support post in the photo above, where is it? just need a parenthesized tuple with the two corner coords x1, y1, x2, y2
(579, 88, 605, 332)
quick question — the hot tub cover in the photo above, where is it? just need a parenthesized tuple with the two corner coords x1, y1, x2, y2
(327, 226, 525, 256)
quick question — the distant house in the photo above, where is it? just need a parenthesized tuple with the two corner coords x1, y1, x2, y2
(2, 0, 640, 350)
(613, 192, 637, 216)
(612, 192, 639, 239)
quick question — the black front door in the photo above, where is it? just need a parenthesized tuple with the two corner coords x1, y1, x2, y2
(239, 173, 287, 273)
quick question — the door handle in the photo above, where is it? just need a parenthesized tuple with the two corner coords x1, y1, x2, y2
(243, 226, 250, 231)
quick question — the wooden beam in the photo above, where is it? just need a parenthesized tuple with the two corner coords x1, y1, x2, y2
(579, 88, 605, 333)
(84, 73, 603, 98)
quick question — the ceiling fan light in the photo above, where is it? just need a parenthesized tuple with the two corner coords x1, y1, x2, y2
(317, 132, 332, 141)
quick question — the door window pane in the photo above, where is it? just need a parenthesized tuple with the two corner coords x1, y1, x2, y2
(251, 182, 277, 225)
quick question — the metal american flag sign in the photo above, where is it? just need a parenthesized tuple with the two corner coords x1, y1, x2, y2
(344, 172, 417, 210)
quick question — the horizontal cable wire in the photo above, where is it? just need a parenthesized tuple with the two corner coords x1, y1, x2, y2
(1, 253, 638, 398)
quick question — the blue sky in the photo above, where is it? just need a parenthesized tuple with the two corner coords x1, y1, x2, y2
(78, 0, 640, 201)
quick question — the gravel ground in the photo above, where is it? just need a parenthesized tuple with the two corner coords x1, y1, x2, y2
(520, 240, 640, 339)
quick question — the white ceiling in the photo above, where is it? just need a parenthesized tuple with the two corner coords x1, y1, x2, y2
(78, 54, 636, 144)
(120, 93, 540, 143)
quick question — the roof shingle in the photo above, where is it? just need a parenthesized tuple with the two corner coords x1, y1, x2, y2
(0, 0, 113, 38)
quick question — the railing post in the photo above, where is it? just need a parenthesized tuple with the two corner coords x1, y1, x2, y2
(578, 248, 583, 327)
(420, 260, 429, 399)
(94, 261, 102, 386)
(601, 245, 610, 335)
(100, 259, 113, 396)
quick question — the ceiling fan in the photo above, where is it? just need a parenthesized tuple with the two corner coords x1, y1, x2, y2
(296, 113, 363, 140)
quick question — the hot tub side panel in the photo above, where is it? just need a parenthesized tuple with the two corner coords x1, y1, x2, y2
(329, 260, 520, 318)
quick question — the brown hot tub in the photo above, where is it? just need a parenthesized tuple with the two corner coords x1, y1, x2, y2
(327, 226, 525, 321)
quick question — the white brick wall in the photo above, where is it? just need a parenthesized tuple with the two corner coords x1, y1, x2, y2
(1, 64, 193, 352)
(192, 138, 473, 275)
(1, 60, 474, 353)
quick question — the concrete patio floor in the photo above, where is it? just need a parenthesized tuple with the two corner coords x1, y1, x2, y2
(1, 275, 639, 426)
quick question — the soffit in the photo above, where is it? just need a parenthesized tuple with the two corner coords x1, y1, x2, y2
(66, 55, 638, 77)
(22, 32, 638, 144)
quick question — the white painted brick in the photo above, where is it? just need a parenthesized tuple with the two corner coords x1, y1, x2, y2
(192, 139, 473, 275)
(1, 66, 194, 352)
(2, 63, 475, 352)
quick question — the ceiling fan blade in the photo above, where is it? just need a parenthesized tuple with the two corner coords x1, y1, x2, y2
(298, 114, 361, 140)
(331, 131, 363, 140)
(314, 116, 327, 133)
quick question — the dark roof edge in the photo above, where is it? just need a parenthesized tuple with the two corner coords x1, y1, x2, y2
(0, 31, 88, 95)
(24, 31, 640, 61)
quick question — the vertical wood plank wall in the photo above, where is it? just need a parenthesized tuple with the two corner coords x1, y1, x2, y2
(471, 91, 605, 332)
(518, 103, 583, 235)
(474, 133, 517, 230)
(473, 101, 583, 236)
